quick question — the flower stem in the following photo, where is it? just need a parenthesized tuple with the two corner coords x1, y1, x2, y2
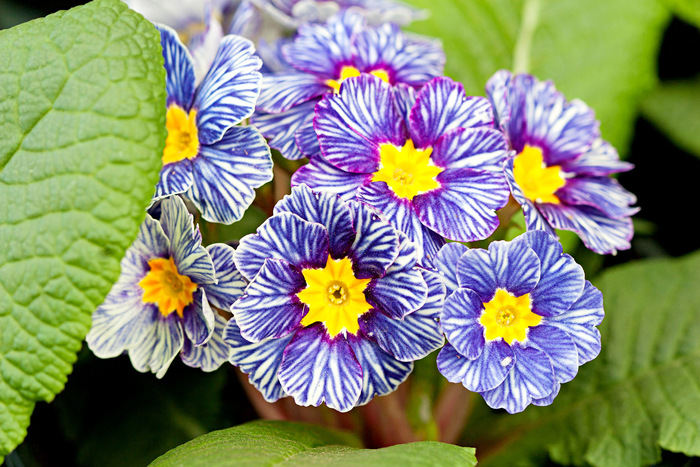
(434, 383, 474, 444)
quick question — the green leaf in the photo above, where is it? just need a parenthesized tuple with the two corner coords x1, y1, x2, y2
(468, 251, 700, 467)
(149, 420, 476, 466)
(659, 0, 700, 27)
(0, 0, 165, 455)
(641, 77, 700, 158)
(405, 0, 669, 153)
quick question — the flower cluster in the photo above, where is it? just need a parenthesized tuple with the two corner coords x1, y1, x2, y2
(88, 0, 628, 416)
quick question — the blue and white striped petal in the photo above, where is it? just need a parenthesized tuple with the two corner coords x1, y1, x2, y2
(456, 239, 540, 301)
(413, 168, 509, 242)
(515, 230, 585, 317)
(480, 344, 556, 414)
(228, 0, 262, 38)
(282, 10, 363, 76)
(235, 212, 329, 281)
(251, 100, 317, 160)
(86, 288, 149, 359)
(159, 196, 216, 286)
(356, 182, 445, 268)
(225, 319, 293, 402)
(360, 269, 445, 361)
(409, 77, 493, 149)
(295, 118, 321, 157)
(256, 72, 328, 114)
(538, 202, 634, 255)
(182, 289, 215, 346)
(557, 177, 639, 219)
(188, 6, 224, 85)
(127, 309, 185, 379)
(273, 184, 356, 259)
(203, 244, 247, 310)
(484, 69, 513, 132)
(526, 324, 579, 384)
(188, 125, 273, 224)
(560, 138, 633, 176)
(347, 201, 400, 279)
(352, 22, 444, 87)
(503, 156, 558, 235)
(315, 74, 405, 174)
(439, 288, 486, 359)
(393, 83, 417, 126)
(434, 242, 469, 297)
(279, 323, 363, 412)
(544, 281, 603, 364)
(291, 153, 372, 202)
(384, 230, 419, 273)
(347, 334, 413, 407)
(154, 160, 194, 201)
(122, 215, 170, 283)
(437, 339, 514, 392)
(157, 24, 195, 110)
(431, 127, 509, 173)
(532, 382, 561, 407)
(181, 310, 231, 372)
(194, 35, 262, 144)
(232, 258, 307, 342)
(365, 267, 427, 320)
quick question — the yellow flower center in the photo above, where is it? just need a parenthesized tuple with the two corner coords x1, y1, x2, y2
(513, 144, 566, 204)
(325, 65, 391, 93)
(163, 105, 199, 165)
(297, 255, 373, 337)
(371, 139, 442, 200)
(139, 257, 197, 318)
(479, 289, 542, 344)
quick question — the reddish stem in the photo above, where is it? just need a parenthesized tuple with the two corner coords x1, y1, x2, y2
(434, 383, 474, 444)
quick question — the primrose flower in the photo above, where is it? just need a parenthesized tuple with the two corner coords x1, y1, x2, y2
(86, 196, 247, 377)
(155, 24, 273, 224)
(435, 231, 604, 413)
(251, 10, 444, 160)
(251, 0, 426, 27)
(293, 74, 510, 266)
(486, 70, 638, 254)
(224, 184, 445, 411)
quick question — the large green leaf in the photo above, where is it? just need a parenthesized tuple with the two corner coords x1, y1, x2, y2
(0, 0, 165, 455)
(660, 0, 700, 27)
(641, 77, 700, 158)
(149, 420, 476, 466)
(405, 0, 669, 154)
(467, 251, 700, 466)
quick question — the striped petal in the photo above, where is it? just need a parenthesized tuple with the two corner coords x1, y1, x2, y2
(393, 83, 417, 126)
(189, 125, 273, 224)
(188, 6, 224, 85)
(251, 100, 317, 160)
(560, 138, 633, 176)
(154, 160, 194, 201)
(557, 177, 639, 219)
(87, 288, 149, 359)
(225, 319, 293, 402)
(409, 77, 493, 149)
(532, 382, 561, 407)
(228, 0, 262, 38)
(526, 324, 579, 384)
(437, 339, 514, 392)
(203, 243, 247, 310)
(485, 69, 513, 132)
(434, 242, 469, 297)
(157, 24, 195, 110)
(360, 269, 445, 361)
(291, 152, 371, 202)
(181, 310, 230, 372)
(347, 334, 413, 406)
(232, 258, 307, 342)
(256, 72, 328, 114)
(279, 324, 363, 412)
(182, 290, 215, 346)
(544, 281, 603, 364)
(516, 230, 585, 317)
(365, 267, 427, 320)
(194, 35, 263, 144)
(431, 127, 509, 173)
(122, 214, 170, 283)
(235, 212, 329, 281)
(347, 201, 400, 279)
(127, 309, 184, 379)
(273, 184, 355, 259)
(504, 156, 557, 235)
(413, 168, 509, 242)
(315, 74, 405, 174)
(456, 239, 540, 301)
(159, 196, 216, 286)
(295, 119, 321, 157)
(439, 288, 486, 359)
(481, 344, 556, 414)
(356, 182, 445, 268)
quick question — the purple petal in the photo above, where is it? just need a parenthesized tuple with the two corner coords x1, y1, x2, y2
(203, 243, 247, 310)
(157, 24, 195, 110)
(291, 153, 371, 201)
(503, 156, 557, 235)
(437, 339, 514, 392)
(434, 242, 469, 297)
(557, 177, 638, 219)
(232, 258, 307, 342)
(181, 310, 230, 372)
(154, 160, 194, 201)
(347, 201, 400, 279)
(439, 288, 486, 359)
(431, 127, 509, 173)
(256, 72, 328, 113)
(560, 138, 633, 176)
(526, 324, 579, 384)
(183, 290, 215, 346)
(251, 101, 317, 161)
(279, 324, 363, 412)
